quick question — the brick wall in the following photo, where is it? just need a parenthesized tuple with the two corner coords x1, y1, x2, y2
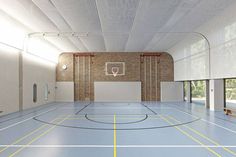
(56, 52, 174, 101)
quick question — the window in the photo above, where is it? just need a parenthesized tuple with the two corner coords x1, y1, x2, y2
(33, 84, 37, 103)
(45, 84, 49, 101)
(184, 81, 188, 101)
(225, 79, 236, 108)
(191, 80, 206, 105)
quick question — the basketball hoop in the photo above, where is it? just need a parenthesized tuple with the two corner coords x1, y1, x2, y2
(112, 67, 119, 77)
(105, 62, 125, 77)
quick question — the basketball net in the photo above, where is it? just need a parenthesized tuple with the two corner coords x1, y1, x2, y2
(111, 67, 119, 77)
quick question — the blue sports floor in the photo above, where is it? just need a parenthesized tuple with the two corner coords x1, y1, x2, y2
(1, 102, 236, 157)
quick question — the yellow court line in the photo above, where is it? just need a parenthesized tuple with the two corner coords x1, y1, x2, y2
(167, 115, 236, 156)
(8, 115, 71, 157)
(113, 114, 117, 157)
(159, 115, 222, 157)
(0, 117, 60, 154)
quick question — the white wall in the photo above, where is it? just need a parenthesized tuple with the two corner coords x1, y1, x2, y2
(0, 6, 59, 115)
(169, 2, 236, 81)
(94, 82, 141, 102)
(22, 53, 56, 110)
(56, 82, 74, 102)
(161, 82, 184, 102)
(0, 47, 57, 115)
(0, 47, 20, 115)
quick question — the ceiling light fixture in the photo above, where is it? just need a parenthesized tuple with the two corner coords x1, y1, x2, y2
(62, 64, 67, 70)
(28, 32, 89, 38)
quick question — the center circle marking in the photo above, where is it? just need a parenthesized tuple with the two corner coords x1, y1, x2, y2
(85, 114, 148, 125)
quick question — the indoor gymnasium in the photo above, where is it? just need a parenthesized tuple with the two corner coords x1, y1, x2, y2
(1, 0, 236, 157)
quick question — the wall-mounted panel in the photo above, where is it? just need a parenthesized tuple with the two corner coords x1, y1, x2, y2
(94, 82, 141, 102)
(56, 82, 74, 102)
(161, 82, 184, 102)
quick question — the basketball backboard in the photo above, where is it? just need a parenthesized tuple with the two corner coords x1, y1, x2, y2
(105, 62, 125, 77)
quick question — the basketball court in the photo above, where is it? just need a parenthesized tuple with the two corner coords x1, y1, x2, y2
(1, 0, 236, 157)
(0, 102, 236, 157)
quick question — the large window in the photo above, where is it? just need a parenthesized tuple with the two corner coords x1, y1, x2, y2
(191, 80, 206, 105)
(225, 79, 236, 108)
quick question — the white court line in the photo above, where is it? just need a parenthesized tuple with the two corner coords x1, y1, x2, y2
(57, 107, 85, 109)
(0, 107, 58, 131)
(201, 119, 236, 135)
(0, 145, 236, 148)
(171, 106, 236, 135)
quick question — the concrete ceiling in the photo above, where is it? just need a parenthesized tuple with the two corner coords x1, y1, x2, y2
(0, 0, 235, 52)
